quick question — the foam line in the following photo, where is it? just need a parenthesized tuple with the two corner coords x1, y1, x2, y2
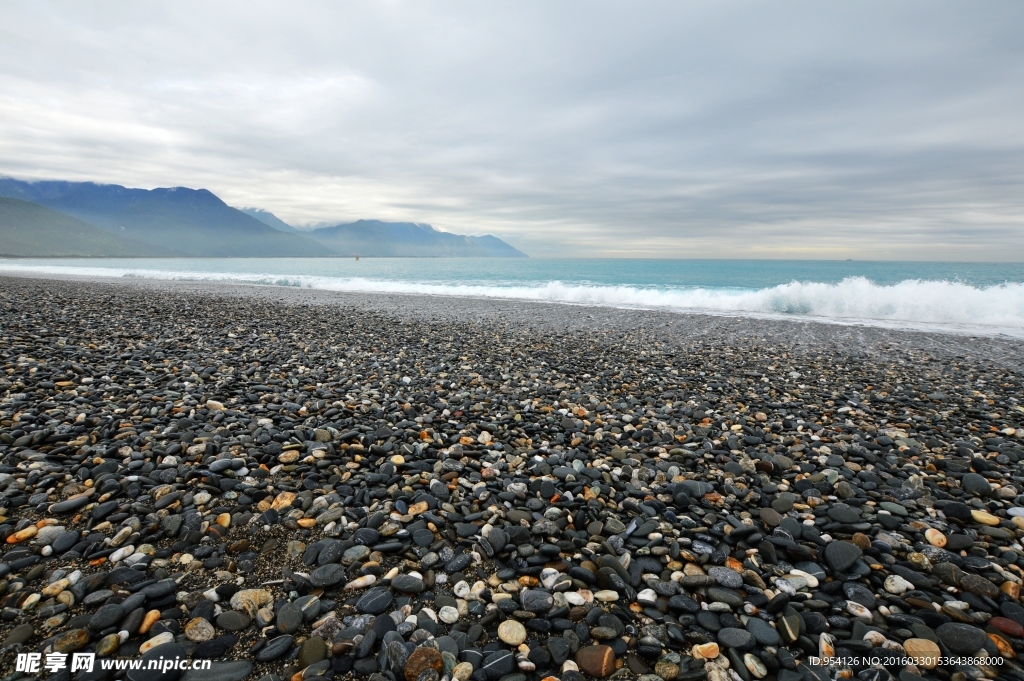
(2, 263, 1022, 334)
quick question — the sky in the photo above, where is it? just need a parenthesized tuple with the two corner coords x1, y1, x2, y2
(1, 2, 1023, 259)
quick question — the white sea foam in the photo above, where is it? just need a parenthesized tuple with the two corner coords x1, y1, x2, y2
(2, 263, 1023, 335)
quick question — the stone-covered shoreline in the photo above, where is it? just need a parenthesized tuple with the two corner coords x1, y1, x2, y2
(0, 275, 1022, 681)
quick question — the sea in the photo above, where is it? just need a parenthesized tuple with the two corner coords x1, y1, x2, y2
(2, 258, 1024, 337)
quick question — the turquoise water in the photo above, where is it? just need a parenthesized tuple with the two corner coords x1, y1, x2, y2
(2, 258, 1024, 334)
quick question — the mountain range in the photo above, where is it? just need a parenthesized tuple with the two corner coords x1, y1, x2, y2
(0, 178, 527, 258)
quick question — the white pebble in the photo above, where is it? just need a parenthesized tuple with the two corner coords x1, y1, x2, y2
(884, 575, 913, 594)
(564, 592, 586, 606)
(789, 569, 818, 588)
(774, 578, 795, 596)
(540, 568, 560, 589)
(110, 545, 135, 563)
(344, 575, 376, 590)
(636, 588, 658, 605)
(846, 601, 872, 621)
(862, 631, 886, 646)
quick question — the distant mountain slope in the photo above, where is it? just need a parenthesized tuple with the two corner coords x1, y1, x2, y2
(237, 207, 298, 232)
(0, 179, 328, 257)
(0, 197, 167, 256)
(306, 220, 528, 257)
(0, 178, 528, 258)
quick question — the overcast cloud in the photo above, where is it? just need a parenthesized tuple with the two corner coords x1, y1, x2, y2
(1, 2, 1023, 259)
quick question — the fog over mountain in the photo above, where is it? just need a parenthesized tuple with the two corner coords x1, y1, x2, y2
(238, 207, 299, 233)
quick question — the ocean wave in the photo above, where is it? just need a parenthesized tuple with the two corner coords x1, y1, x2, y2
(2, 263, 1023, 334)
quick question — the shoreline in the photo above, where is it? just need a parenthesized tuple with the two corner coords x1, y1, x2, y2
(2, 271, 1024, 370)
(1, 262, 1023, 343)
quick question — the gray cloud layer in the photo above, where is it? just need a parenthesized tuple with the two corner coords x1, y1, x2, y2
(1, 2, 1022, 258)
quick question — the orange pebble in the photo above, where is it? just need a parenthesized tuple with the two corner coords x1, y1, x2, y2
(140, 609, 161, 634)
(7, 526, 37, 543)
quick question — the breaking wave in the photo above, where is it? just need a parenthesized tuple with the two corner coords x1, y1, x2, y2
(2, 262, 1023, 335)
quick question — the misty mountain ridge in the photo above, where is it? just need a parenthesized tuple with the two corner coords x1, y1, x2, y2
(237, 207, 299, 233)
(238, 206, 526, 258)
(0, 177, 527, 258)
(305, 219, 527, 258)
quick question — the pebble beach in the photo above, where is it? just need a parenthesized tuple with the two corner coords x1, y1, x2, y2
(1, 274, 1023, 681)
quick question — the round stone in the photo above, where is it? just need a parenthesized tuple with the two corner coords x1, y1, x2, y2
(717, 627, 756, 651)
(884, 575, 913, 594)
(276, 602, 302, 634)
(184, 617, 215, 642)
(692, 642, 719, 659)
(3, 624, 34, 647)
(971, 509, 1000, 526)
(404, 646, 443, 681)
(744, 617, 780, 646)
(309, 564, 346, 588)
(961, 473, 991, 497)
(342, 545, 371, 564)
(903, 638, 941, 669)
(89, 603, 125, 630)
(52, 531, 81, 553)
(990, 617, 1024, 638)
(924, 528, 946, 547)
(827, 506, 861, 523)
(455, 522, 479, 537)
(256, 635, 294, 662)
(655, 661, 679, 680)
(760, 508, 781, 530)
(392, 574, 426, 593)
(452, 662, 474, 681)
(297, 637, 327, 668)
(942, 502, 973, 520)
(521, 589, 554, 613)
(960, 573, 999, 598)
(936, 623, 986, 654)
(708, 566, 743, 589)
(230, 589, 273, 617)
(574, 645, 615, 678)
(498, 620, 527, 645)
(96, 633, 120, 657)
(823, 541, 862, 573)
(356, 587, 394, 615)
(139, 632, 174, 654)
(744, 653, 768, 679)
(215, 610, 251, 632)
